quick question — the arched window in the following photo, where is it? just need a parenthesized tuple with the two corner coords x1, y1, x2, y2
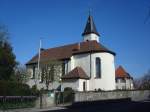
(83, 81, 86, 91)
(95, 57, 101, 78)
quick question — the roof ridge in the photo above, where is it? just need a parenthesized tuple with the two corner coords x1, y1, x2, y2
(46, 41, 97, 50)
(26, 41, 115, 65)
(46, 42, 78, 51)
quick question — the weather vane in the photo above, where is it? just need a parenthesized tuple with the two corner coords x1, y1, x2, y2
(89, 7, 92, 15)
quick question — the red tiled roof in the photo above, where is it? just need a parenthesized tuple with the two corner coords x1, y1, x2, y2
(26, 41, 115, 65)
(61, 67, 89, 79)
(115, 66, 131, 78)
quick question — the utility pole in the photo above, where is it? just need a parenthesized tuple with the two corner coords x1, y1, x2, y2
(37, 39, 42, 81)
(34, 39, 42, 86)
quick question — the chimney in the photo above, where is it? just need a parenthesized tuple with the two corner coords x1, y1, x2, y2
(77, 42, 80, 50)
(72, 43, 80, 51)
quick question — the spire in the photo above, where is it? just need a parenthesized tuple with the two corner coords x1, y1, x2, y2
(82, 15, 100, 36)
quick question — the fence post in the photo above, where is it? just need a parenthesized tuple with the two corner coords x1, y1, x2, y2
(40, 92, 43, 109)
(3, 96, 7, 111)
(62, 92, 64, 105)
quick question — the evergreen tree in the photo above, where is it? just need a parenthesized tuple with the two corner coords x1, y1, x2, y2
(0, 26, 17, 80)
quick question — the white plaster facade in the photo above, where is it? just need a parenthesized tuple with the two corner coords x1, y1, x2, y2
(83, 33, 99, 42)
(61, 79, 89, 91)
(64, 52, 116, 91)
(116, 78, 134, 90)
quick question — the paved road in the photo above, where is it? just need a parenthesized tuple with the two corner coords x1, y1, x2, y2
(44, 100, 150, 112)
(0, 107, 66, 112)
(1, 99, 150, 112)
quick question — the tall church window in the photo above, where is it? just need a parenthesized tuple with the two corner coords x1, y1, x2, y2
(62, 61, 66, 76)
(62, 60, 68, 75)
(32, 66, 35, 79)
(95, 57, 101, 78)
(83, 81, 86, 91)
(41, 68, 44, 83)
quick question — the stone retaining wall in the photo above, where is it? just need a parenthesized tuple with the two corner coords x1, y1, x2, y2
(74, 90, 150, 102)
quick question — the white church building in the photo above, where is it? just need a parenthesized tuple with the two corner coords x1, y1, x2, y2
(26, 15, 116, 91)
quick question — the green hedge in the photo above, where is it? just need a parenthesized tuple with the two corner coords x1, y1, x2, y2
(0, 80, 39, 96)
(0, 101, 35, 109)
(0, 96, 36, 109)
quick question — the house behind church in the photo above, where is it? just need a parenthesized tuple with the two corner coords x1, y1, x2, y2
(26, 15, 116, 91)
(115, 66, 134, 90)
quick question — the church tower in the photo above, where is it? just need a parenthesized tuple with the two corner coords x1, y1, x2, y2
(82, 15, 100, 42)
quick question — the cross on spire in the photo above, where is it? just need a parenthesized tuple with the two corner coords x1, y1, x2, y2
(88, 7, 92, 16)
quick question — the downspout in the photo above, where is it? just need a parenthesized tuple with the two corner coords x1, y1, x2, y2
(90, 52, 91, 79)
(67, 60, 69, 74)
(89, 42, 93, 91)
(89, 42, 92, 79)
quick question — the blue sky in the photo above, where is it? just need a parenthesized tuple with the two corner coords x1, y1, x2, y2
(0, 0, 150, 78)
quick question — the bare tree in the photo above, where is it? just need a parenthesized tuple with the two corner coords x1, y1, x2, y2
(14, 64, 30, 83)
(140, 70, 150, 89)
(134, 69, 150, 89)
(40, 60, 63, 90)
